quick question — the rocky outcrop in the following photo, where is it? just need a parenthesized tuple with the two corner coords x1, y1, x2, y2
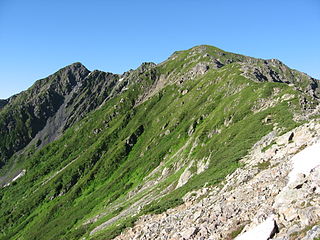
(241, 59, 320, 99)
(0, 63, 90, 167)
(176, 161, 194, 188)
(114, 120, 320, 239)
(0, 62, 157, 182)
(29, 70, 121, 149)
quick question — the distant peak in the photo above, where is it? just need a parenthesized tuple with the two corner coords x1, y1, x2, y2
(27, 62, 91, 94)
(55, 62, 90, 79)
(63, 62, 88, 71)
(190, 44, 225, 52)
(137, 62, 156, 73)
(69, 62, 85, 67)
(267, 58, 283, 65)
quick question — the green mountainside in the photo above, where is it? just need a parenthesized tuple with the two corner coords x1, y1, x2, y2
(0, 45, 319, 240)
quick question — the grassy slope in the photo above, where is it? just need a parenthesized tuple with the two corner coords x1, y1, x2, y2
(0, 46, 315, 240)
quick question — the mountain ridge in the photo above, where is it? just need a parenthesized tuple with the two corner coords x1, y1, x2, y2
(0, 45, 320, 240)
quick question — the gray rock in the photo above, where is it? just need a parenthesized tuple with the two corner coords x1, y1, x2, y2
(191, 63, 209, 75)
(301, 225, 320, 240)
(180, 227, 199, 239)
(113, 121, 320, 240)
(236, 216, 277, 240)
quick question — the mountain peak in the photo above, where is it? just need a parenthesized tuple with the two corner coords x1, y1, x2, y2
(64, 61, 87, 70)
(1, 46, 320, 240)
(56, 61, 90, 80)
(190, 44, 226, 53)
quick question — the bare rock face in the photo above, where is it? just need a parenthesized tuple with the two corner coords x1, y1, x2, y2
(176, 164, 193, 188)
(191, 62, 210, 75)
(241, 59, 320, 99)
(0, 63, 90, 167)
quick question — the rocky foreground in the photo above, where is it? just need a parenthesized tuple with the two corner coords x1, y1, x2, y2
(115, 120, 320, 240)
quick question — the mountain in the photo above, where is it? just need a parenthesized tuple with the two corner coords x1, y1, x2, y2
(0, 45, 319, 240)
(0, 100, 8, 109)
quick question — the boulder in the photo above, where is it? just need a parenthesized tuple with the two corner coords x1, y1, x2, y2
(288, 141, 320, 184)
(235, 216, 277, 240)
(180, 227, 199, 239)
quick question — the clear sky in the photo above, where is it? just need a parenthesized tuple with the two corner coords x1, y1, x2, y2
(0, 0, 319, 99)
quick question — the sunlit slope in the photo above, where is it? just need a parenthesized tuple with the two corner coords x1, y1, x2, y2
(0, 45, 319, 240)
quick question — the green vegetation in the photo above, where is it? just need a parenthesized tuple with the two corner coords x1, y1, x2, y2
(228, 225, 245, 239)
(289, 221, 320, 239)
(256, 161, 271, 170)
(92, 216, 138, 240)
(0, 45, 317, 239)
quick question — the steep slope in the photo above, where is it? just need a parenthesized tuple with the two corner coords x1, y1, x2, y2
(0, 62, 90, 167)
(0, 45, 319, 240)
(0, 63, 145, 186)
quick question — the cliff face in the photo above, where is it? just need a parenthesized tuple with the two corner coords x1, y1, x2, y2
(0, 45, 319, 240)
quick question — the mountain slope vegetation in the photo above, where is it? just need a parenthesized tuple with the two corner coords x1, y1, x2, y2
(0, 45, 319, 240)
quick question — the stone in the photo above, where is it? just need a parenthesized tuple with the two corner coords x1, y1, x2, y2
(301, 225, 320, 240)
(298, 207, 320, 226)
(281, 93, 295, 101)
(193, 210, 203, 220)
(180, 227, 198, 239)
(288, 141, 320, 184)
(113, 122, 320, 240)
(282, 207, 298, 222)
(197, 159, 209, 174)
(286, 224, 301, 236)
(191, 63, 209, 75)
(276, 131, 293, 145)
(165, 129, 171, 135)
(182, 89, 189, 95)
(235, 216, 277, 240)
(176, 168, 193, 188)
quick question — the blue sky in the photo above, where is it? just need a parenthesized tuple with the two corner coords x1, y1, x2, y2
(0, 0, 319, 99)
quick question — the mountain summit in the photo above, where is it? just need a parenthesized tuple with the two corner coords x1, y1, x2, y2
(0, 45, 320, 240)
